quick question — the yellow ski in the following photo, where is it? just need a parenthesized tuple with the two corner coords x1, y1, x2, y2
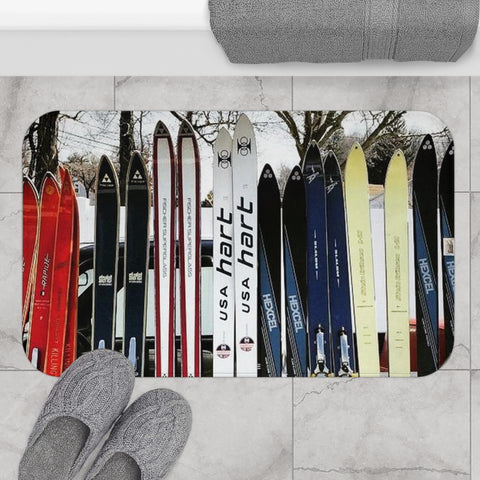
(345, 143, 380, 377)
(384, 150, 410, 377)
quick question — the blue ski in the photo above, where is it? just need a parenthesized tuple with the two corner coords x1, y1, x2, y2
(324, 152, 356, 377)
(303, 142, 331, 377)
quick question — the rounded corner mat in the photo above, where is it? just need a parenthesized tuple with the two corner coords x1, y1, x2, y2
(22, 110, 454, 379)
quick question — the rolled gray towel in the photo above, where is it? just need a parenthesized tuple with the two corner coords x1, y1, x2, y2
(19, 350, 135, 480)
(209, 0, 479, 63)
(85, 389, 192, 480)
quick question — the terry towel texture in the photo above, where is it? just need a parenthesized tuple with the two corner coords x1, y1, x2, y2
(209, 0, 479, 63)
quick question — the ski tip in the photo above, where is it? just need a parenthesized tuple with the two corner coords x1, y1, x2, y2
(414, 135, 437, 178)
(154, 120, 171, 138)
(347, 141, 365, 164)
(217, 126, 232, 143)
(259, 163, 277, 183)
(385, 150, 407, 185)
(127, 151, 148, 182)
(287, 165, 303, 183)
(178, 119, 195, 138)
(235, 113, 253, 133)
(23, 175, 39, 199)
(303, 141, 322, 173)
(40, 171, 61, 196)
(323, 151, 341, 175)
(445, 140, 454, 160)
(418, 134, 435, 155)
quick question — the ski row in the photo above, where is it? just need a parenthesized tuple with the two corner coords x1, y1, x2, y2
(213, 123, 454, 378)
(23, 168, 79, 376)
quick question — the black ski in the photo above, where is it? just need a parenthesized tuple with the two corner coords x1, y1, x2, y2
(283, 166, 308, 377)
(440, 141, 454, 361)
(258, 164, 282, 377)
(413, 135, 438, 376)
(123, 151, 150, 376)
(93, 155, 120, 351)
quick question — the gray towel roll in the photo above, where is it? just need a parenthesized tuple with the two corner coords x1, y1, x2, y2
(209, 0, 479, 63)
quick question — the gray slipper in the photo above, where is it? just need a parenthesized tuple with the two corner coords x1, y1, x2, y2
(19, 350, 135, 480)
(86, 389, 192, 480)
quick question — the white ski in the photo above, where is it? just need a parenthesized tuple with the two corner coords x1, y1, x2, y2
(213, 127, 235, 377)
(232, 114, 258, 377)
(177, 120, 201, 377)
(153, 121, 177, 377)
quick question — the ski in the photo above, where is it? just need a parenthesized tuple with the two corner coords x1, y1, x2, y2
(44, 169, 75, 376)
(63, 191, 79, 371)
(28, 173, 60, 370)
(92, 155, 120, 351)
(440, 141, 454, 361)
(213, 127, 235, 377)
(124, 151, 150, 377)
(324, 152, 356, 377)
(23, 177, 39, 329)
(153, 121, 177, 377)
(283, 166, 308, 377)
(384, 150, 410, 377)
(258, 164, 282, 377)
(303, 142, 330, 377)
(178, 121, 201, 377)
(232, 114, 258, 377)
(344, 142, 380, 377)
(413, 135, 439, 376)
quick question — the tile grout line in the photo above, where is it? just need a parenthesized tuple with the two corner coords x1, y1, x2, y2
(469, 75, 472, 478)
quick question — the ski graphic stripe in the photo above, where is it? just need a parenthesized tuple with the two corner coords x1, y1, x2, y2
(384, 150, 410, 377)
(324, 152, 356, 377)
(28, 173, 60, 370)
(213, 127, 235, 377)
(92, 156, 120, 351)
(345, 142, 380, 377)
(178, 120, 201, 377)
(283, 166, 308, 377)
(258, 164, 282, 377)
(439, 142, 454, 361)
(232, 114, 258, 377)
(63, 192, 79, 371)
(123, 151, 150, 376)
(413, 135, 439, 376)
(45, 169, 75, 376)
(153, 121, 177, 377)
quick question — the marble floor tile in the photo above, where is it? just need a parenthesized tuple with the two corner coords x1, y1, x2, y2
(293, 371, 470, 480)
(1, 372, 292, 480)
(442, 193, 469, 370)
(0, 77, 114, 193)
(472, 194, 480, 369)
(471, 77, 480, 191)
(0, 193, 32, 371)
(114, 76, 293, 111)
(293, 77, 470, 192)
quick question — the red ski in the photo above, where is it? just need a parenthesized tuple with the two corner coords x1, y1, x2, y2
(23, 177, 39, 329)
(153, 121, 177, 377)
(44, 169, 75, 376)
(28, 174, 60, 371)
(63, 190, 79, 371)
(177, 120, 201, 377)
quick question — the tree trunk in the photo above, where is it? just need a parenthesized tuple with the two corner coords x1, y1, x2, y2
(30, 111, 60, 188)
(119, 111, 136, 205)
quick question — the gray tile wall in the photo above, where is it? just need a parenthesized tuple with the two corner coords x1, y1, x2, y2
(0, 76, 475, 480)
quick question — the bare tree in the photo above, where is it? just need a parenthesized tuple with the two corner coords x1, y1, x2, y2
(65, 152, 99, 198)
(119, 111, 136, 205)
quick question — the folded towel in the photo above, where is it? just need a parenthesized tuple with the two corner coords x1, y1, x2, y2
(209, 0, 479, 63)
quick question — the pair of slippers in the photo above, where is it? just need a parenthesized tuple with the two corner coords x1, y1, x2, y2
(19, 350, 192, 480)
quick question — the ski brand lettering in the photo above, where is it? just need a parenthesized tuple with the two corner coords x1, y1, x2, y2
(161, 198, 168, 278)
(128, 272, 143, 283)
(132, 170, 143, 181)
(216, 208, 233, 277)
(98, 274, 113, 286)
(419, 258, 434, 293)
(241, 277, 251, 313)
(218, 285, 229, 321)
(446, 259, 455, 287)
(40, 254, 51, 294)
(262, 293, 278, 331)
(186, 198, 193, 277)
(236, 197, 254, 268)
(326, 179, 338, 194)
(288, 295, 304, 333)
(306, 172, 319, 184)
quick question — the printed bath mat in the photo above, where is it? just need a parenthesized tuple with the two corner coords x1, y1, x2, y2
(22, 110, 454, 378)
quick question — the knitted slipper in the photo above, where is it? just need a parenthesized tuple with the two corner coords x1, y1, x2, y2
(19, 350, 135, 480)
(86, 389, 192, 480)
